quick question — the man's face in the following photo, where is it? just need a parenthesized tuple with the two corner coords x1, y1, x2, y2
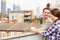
(43, 9, 51, 19)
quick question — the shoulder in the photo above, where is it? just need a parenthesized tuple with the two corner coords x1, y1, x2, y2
(50, 20, 60, 27)
(53, 20, 60, 27)
(56, 20, 60, 24)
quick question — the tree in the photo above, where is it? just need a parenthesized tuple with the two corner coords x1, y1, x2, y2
(0, 13, 3, 18)
(39, 17, 43, 24)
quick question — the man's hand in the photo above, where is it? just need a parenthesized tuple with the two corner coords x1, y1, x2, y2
(30, 27, 41, 34)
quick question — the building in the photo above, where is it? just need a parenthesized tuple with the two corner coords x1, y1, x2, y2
(7, 8, 11, 13)
(0, 12, 8, 23)
(1, 0, 6, 14)
(50, 2, 60, 10)
(36, 7, 40, 18)
(9, 10, 33, 23)
(9, 11, 24, 23)
(0, 0, 1, 12)
(13, 4, 20, 11)
(24, 10, 33, 22)
(0, 12, 3, 23)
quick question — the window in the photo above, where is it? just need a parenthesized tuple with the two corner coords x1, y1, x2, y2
(12, 16, 14, 19)
(2, 32, 7, 37)
(12, 16, 17, 19)
(10, 32, 14, 36)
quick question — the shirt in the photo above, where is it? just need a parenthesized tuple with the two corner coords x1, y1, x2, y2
(41, 20, 60, 40)
(39, 18, 53, 32)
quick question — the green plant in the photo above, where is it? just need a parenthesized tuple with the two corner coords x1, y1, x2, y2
(39, 18, 43, 24)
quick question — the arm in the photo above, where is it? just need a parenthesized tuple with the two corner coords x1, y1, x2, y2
(41, 22, 58, 36)
(31, 20, 60, 35)
(39, 18, 53, 32)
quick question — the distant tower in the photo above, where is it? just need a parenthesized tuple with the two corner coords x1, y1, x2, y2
(13, 4, 20, 11)
(13, 4, 15, 11)
(0, 0, 1, 12)
(7, 8, 11, 13)
(36, 7, 40, 18)
(1, 0, 6, 13)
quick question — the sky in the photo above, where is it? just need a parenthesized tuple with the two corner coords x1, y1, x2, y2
(0, 0, 59, 17)
(6, 0, 51, 15)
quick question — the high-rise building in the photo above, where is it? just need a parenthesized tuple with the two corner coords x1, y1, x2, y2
(13, 4, 20, 11)
(36, 7, 40, 18)
(1, 0, 6, 13)
(0, 0, 1, 12)
(7, 8, 11, 13)
(50, 2, 60, 10)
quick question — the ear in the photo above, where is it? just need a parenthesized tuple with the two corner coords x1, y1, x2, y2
(42, 12, 44, 15)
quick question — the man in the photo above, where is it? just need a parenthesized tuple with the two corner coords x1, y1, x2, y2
(31, 8, 53, 40)
(31, 8, 60, 40)
(39, 8, 53, 40)
(39, 8, 53, 32)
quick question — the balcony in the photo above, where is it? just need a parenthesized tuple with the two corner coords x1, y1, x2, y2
(0, 33, 43, 40)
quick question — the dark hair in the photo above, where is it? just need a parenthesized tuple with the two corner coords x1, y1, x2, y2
(51, 8, 60, 19)
(43, 8, 50, 12)
(47, 3, 50, 8)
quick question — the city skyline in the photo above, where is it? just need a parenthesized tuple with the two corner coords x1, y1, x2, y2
(1, 0, 6, 14)
(0, 0, 59, 16)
